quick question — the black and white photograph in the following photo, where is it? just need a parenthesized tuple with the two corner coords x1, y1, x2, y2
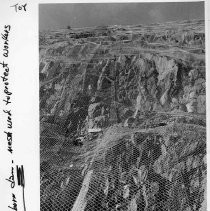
(38, 1, 207, 211)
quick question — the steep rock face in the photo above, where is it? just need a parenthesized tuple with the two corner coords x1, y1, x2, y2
(40, 20, 206, 211)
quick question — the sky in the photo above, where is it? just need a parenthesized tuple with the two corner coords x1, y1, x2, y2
(39, 1, 204, 31)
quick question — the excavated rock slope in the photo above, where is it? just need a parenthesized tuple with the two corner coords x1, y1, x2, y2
(40, 20, 206, 211)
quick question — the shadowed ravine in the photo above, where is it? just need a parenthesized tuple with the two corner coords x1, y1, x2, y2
(40, 20, 206, 211)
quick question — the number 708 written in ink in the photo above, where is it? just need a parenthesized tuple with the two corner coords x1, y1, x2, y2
(10, 3, 27, 12)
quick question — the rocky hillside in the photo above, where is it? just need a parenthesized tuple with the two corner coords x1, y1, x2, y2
(40, 20, 206, 211)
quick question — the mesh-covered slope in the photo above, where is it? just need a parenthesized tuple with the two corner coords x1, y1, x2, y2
(40, 112, 206, 211)
(40, 20, 206, 211)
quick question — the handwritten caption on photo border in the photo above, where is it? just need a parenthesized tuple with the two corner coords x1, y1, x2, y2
(1, 3, 27, 211)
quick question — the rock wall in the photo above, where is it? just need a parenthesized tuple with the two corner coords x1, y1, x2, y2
(40, 20, 206, 211)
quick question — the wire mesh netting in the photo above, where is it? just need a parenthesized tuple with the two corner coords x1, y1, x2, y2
(40, 19, 206, 211)
(40, 114, 206, 211)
